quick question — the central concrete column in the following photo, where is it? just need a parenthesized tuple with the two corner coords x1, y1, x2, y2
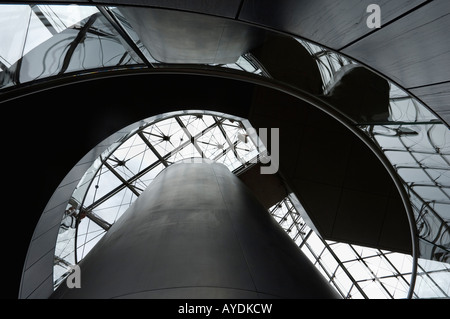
(52, 161, 339, 299)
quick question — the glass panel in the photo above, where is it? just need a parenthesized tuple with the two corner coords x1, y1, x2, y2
(306, 232, 326, 254)
(71, 157, 103, 206)
(332, 243, 358, 262)
(389, 99, 437, 124)
(265, 197, 445, 299)
(300, 245, 317, 264)
(0, 4, 142, 89)
(361, 123, 450, 264)
(137, 163, 165, 185)
(434, 203, 450, 221)
(382, 276, 409, 299)
(142, 117, 187, 157)
(167, 142, 200, 164)
(233, 55, 259, 73)
(348, 286, 364, 299)
(197, 125, 228, 159)
(344, 260, 373, 282)
(38, 5, 99, 32)
(364, 255, 396, 278)
(89, 187, 136, 225)
(384, 150, 417, 166)
(83, 164, 124, 206)
(179, 115, 214, 137)
(320, 250, 339, 276)
(414, 259, 450, 299)
(54, 215, 77, 285)
(361, 281, 390, 299)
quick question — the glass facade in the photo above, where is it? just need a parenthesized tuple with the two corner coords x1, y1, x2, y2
(269, 195, 449, 299)
(2, 3, 448, 298)
(0, 4, 145, 89)
(300, 39, 449, 265)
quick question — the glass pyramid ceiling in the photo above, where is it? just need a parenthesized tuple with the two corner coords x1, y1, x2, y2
(53, 111, 265, 288)
(2, 3, 448, 299)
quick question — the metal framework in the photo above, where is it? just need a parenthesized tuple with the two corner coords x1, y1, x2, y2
(269, 196, 450, 299)
(53, 112, 261, 288)
(299, 40, 450, 297)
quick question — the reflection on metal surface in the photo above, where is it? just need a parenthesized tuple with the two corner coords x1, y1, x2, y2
(0, 4, 269, 91)
(117, 6, 265, 64)
(361, 123, 450, 264)
(0, 4, 143, 89)
(297, 38, 449, 296)
(2, 3, 448, 298)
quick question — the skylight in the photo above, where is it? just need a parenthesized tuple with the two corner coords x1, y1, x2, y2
(53, 111, 263, 288)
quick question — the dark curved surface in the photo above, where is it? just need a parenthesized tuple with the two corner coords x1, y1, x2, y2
(4, 73, 256, 299)
(51, 162, 340, 299)
(324, 65, 391, 123)
(250, 33, 323, 95)
(7, 69, 412, 299)
(119, 6, 265, 64)
(18, 0, 450, 126)
(247, 85, 412, 255)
